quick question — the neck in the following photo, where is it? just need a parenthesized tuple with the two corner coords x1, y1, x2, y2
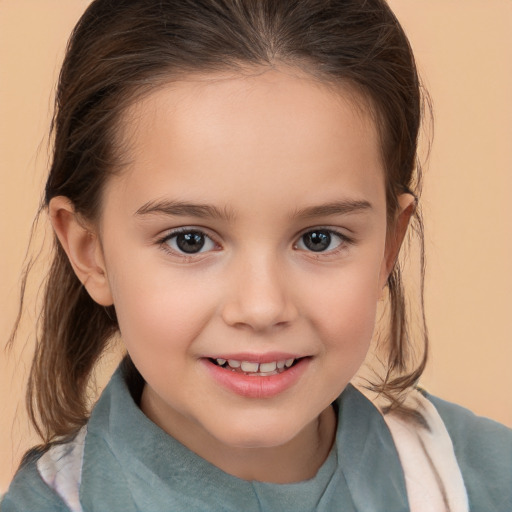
(141, 387, 337, 483)
(205, 406, 336, 483)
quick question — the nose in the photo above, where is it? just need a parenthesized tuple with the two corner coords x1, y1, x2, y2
(221, 253, 298, 332)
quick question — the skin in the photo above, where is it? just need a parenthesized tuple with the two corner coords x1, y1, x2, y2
(51, 67, 413, 483)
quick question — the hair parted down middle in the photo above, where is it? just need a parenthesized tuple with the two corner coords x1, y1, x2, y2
(15, 0, 429, 446)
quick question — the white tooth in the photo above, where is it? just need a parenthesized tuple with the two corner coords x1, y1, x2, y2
(276, 360, 285, 369)
(241, 361, 259, 372)
(284, 358, 295, 368)
(216, 358, 226, 366)
(228, 359, 241, 368)
(259, 361, 277, 373)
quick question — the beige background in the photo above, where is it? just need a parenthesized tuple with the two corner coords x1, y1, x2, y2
(1, 0, 511, 492)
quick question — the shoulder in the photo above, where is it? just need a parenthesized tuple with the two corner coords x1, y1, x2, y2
(425, 392, 512, 510)
(1, 450, 72, 512)
(426, 392, 512, 462)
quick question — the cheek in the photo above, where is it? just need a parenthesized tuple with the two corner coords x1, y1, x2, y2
(307, 263, 380, 353)
(107, 261, 218, 357)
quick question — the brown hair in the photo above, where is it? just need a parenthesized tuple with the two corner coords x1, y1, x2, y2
(16, 0, 429, 445)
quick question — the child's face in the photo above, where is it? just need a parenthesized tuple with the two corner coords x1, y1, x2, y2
(97, 68, 393, 458)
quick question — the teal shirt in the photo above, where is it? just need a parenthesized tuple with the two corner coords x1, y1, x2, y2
(3, 366, 512, 511)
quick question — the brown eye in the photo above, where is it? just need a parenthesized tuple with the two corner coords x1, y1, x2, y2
(176, 232, 205, 253)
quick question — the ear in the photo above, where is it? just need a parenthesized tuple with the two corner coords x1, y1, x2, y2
(49, 196, 113, 306)
(380, 193, 416, 288)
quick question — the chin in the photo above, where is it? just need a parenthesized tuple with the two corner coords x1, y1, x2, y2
(209, 415, 306, 450)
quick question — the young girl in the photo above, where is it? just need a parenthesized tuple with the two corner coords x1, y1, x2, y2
(2, 0, 511, 511)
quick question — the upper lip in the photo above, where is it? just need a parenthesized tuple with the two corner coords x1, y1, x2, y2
(202, 352, 305, 364)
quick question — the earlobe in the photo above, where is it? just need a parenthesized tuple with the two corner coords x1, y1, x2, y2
(49, 196, 113, 306)
(381, 193, 417, 285)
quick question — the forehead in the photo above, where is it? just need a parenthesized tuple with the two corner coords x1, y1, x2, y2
(107, 67, 385, 217)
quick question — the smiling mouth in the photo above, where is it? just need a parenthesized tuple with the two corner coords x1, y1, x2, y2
(208, 357, 302, 376)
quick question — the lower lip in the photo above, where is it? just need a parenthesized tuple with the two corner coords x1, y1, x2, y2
(202, 358, 310, 399)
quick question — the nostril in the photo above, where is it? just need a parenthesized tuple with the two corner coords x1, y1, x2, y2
(221, 302, 296, 332)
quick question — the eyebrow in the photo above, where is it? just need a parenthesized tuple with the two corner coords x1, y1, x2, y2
(292, 199, 373, 219)
(135, 199, 234, 220)
(135, 198, 372, 221)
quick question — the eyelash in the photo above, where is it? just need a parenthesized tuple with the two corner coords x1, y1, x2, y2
(157, 227, 220, 257)
(157, 227, 353, 258)
(294, 228, 353, 255)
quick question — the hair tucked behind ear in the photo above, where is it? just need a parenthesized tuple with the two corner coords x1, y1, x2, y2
(12, 0, 430, 445)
